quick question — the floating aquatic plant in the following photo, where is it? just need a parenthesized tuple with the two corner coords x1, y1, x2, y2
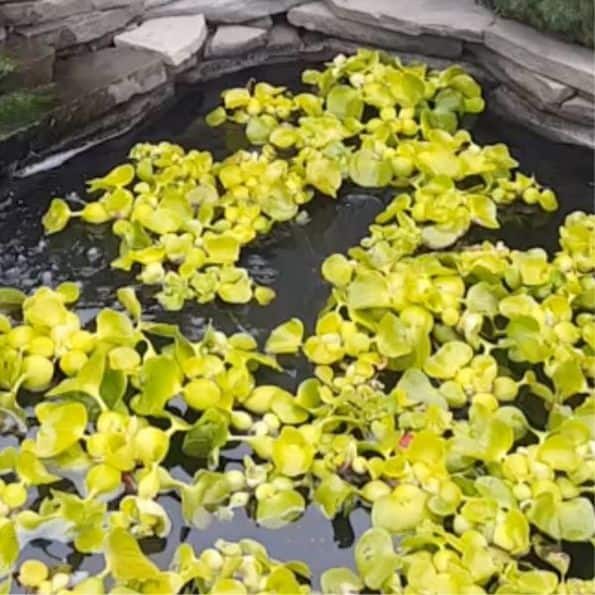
(43, 50, 555, 311)
(0, 50, 591, 593)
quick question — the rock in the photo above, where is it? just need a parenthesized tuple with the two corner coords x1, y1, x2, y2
(242, 16, 274, 30)
(0, 0, 93, 27)
(0, 46, 172, 173)
(300, 32, 365, 56)
(59, 27, 119, 56)
(267, 23, 301, 51)
(205, 25, 268, 58)
(469, 44, 574, 110)
(143, 0, 171, 7)
(0, 28, 6, 42)
(182, 36, 313, 85)
(115, 14, 207, 66)
(0, 37, 55, 91)
(143, 0, 205, 19)
(147, 0, 309, 23)
(489, 85, 594, 149)
(16, 7, 141, 50)
(327, 0, 494, 42)
(52, 46, 169, 131)
(485, 18, 595, 95)
(167, 53, 199, 77)
(30, 83, 175, 169)
(181, 50, 287, 84)
(559, 94, 594, 125)
(91, 0, 138, 7)
(0, 0, 136, 25)
(181, 34, 486, 88)
(54, 46, 167, 106)
(288, 1, 461, 58)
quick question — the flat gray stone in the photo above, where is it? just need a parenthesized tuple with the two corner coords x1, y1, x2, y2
(15, 7, 141, 49)
(294, 31, 493, 86)
(242, 15, 274, 29)
(147, 0, 309, 23)
(559, 94, 594, 125)
(183, 34, 470, 86)
(205, 25, 268, 58)
(0, 0, 93, 26)
(54, 46, 167, 105)
(143, 0, 172, 7)
(181, 50, 287, 84)
(299, 31, 374, 56)
(91, 0, 138, 7)
(0, 37, 55, 90)
(469, 44, 574, 109)
(0, 28, 6, 42)
(485, 18, 595, 95)
(26, 83, 174, 172)
(115, 14, 207, 66)
(490, 85, 594, 149)
(181, 32, 325, 85)
(267, 23, 301, 51)
(288, 1, 461, 58)
(181, 34, 490, 89)
(0, 45, 171, 173)
(144, 0, 204, 19)
(327, 0, 494, 42)
(167, 53, 199, 77)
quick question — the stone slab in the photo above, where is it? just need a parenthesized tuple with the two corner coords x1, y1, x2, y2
(327, 0, 494, 42)
(0, 46, 172, 174)
(146, 0, 309, 23)
(180, 50, 290, 85)
(266, 23, 301, 51)
(242, 16, 274, 30)
(92, 0, 137, 7)
(469, 43, 574, 109)
(114, 14, 207, 66)
(489, 85, 594, 150)
(0, 37, 55, 90)
(144, 0, 205, 19)
(54, 46, 167, 105)
(297, 31, 493, 86)
(205, 25, 268, 59)
(559, 95, 594, 125)
(16, 7, 141, 50)
(485, 18, 595, 96)
(169, 57, 199, 79)
(24, 83, 175, 173)
(181, 34, 490, 89)
(0, 0, 93, 27)
(288, 1, 461, 58)
(180, 34, 332, 85)
(143, 0, 171, 7)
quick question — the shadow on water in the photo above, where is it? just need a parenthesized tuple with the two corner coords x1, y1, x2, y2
(0, 62, 593, 587)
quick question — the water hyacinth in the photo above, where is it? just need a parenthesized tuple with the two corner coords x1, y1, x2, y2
(43, 49, 555, 311)
(0, 50, 591, 593)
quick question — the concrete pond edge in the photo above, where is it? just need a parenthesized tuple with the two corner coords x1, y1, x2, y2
(0, 0, 593, 176)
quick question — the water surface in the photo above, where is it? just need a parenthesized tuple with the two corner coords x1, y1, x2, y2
(0, 62, 593, 587)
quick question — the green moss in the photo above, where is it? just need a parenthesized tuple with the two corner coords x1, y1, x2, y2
(0, 88, 54, 134)
(484, 0, 594, 47)
(0, 52, 54, 134)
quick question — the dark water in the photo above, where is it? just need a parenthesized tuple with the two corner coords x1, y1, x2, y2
(0, 62, 593, 587)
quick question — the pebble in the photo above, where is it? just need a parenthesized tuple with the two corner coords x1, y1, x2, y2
(87, 247, 101, 262)
(40, 271, 53, 285)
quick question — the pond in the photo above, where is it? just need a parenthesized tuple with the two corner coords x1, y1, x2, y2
(0, 59, 593, 591)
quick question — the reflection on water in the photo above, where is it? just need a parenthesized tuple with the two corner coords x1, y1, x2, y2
(0, 62, 593, 587)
